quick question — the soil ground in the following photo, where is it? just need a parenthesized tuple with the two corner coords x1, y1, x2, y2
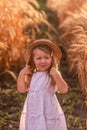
(0, 85, 87, 130)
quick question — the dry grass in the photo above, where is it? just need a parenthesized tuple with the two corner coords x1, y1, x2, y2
(46, 0, 86, 23)
(0, 0, 49, 74)
(46, 0, 87, 102)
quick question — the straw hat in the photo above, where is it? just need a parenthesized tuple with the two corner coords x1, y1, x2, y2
(24, 39, 62, 65)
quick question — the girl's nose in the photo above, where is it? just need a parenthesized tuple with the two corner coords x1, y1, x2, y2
(41, 58, 46, 63)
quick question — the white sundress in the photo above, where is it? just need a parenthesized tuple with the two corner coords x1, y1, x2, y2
(19, 71, 67, 130)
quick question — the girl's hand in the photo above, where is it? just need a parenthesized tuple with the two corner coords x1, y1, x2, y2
(49, 67, 68, 94)
(49, 67, 60, 80)
(17, 65, 33, 93)
(20, 65, 33, 76)
(22, 65, 33, 84)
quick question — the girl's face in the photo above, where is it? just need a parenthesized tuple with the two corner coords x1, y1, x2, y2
(33, 48, 52, 71)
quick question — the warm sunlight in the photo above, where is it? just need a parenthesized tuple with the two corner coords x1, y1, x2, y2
(0, 0, 87, 130)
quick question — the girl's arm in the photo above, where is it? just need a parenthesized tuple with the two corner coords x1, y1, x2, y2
(17, 66, 33, 93)
(49, 67, 68, 94)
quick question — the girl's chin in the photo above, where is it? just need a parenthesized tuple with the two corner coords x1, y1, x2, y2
(37, 68, 49, 71)
(36, 66, 50, 71)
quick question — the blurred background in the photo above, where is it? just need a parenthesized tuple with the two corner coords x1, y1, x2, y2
(0, 0, 87, 130)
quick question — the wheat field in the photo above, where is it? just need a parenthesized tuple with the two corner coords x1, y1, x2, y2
(0, 0, 49, 75)
(47, 0, 87, 105)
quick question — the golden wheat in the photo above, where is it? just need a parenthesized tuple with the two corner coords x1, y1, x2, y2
(46, 0, 87, 103)
(0, 0, 49, 74)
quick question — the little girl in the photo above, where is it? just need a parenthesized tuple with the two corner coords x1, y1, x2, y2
(17, 39, 68, 130)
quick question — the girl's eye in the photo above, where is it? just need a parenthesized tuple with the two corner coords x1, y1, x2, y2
(45, 57, 50, 59)
(36, 56, 50, 60)
(37, 57, 41, 59)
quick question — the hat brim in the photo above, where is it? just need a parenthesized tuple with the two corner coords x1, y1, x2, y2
(24, 39, 62, 65)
